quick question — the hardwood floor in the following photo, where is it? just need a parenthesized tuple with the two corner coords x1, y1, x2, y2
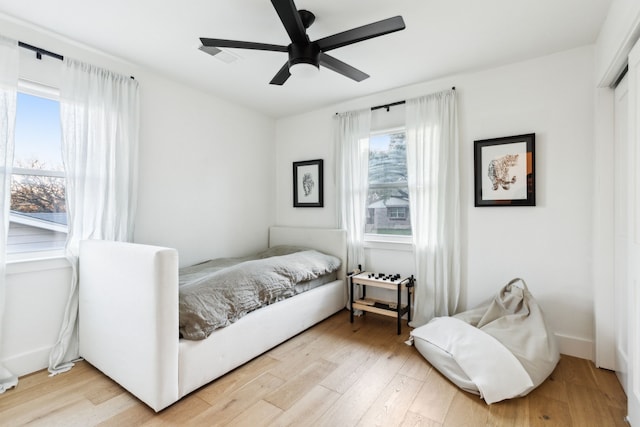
(0, 310, 628, 426)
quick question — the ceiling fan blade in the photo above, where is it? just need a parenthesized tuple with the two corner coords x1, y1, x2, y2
(320, 53, 369, 82)
(271, 0, 308, 44)
(200, 38, 287, 52)
(315, 16, 406, 52)
(270, 62, 291, 85)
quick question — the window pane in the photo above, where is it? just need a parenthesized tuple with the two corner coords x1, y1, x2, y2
(366, 131, 411, 236)
(369, 132, 407, 185)
(14, 92, 63, 170)
(7, 90, 66, 254)
(11, 174, 66, 216)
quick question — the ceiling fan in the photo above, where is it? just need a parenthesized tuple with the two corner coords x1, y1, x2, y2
(200, 0, 406, 85)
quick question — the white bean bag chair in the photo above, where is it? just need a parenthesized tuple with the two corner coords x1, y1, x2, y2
(410, 278, 559, 404)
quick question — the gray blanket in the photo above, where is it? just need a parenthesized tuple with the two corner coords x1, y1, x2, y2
(179, 248, 341, 340)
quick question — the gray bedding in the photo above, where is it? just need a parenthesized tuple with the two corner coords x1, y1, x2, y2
(178, 246, 341, 340)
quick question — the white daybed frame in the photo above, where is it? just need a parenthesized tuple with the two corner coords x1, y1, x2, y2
(78, 226, 347, 412)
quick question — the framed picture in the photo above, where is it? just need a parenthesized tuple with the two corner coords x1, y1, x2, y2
(293, 159, 324, 207)
(474, 133, 535, 207)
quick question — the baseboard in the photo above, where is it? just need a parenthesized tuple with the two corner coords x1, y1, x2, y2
(2, 346, 51, 377)
(555, 333, 594, 361)
(3, 335, 595, 377)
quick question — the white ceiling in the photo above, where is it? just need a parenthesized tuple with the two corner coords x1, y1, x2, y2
(0, 0, 612, 118)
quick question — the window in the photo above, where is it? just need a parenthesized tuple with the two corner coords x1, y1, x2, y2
(366, 129, 411, 237)
(7, 82, 67, 254)
(387, 206, 407, 220)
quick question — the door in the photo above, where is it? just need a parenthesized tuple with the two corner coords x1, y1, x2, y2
(626, 37, 640, 425)
(614, 74, 629, 394)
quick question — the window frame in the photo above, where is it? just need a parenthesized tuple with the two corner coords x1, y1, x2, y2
(364, 126, 412, 245)
(6, 80, 67, 259)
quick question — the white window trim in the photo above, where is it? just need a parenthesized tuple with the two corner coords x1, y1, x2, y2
(9, 211, 67, 233)
(365, 126, 411, 246)
(12, 167, 65, 178)
(7, 80, 67, 260)
(370, 126, 405, 138)
(18, 79, 59, 100)
(368, 182, 407, 190)
(364, 233, 413, 251)
(6, 252, 69, 274)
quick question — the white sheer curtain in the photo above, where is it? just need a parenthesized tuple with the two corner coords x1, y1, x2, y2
(48, 58, 140, 374)
(0, 35, 18, 393)
(406, 89, 460, 327)
(335, 109, 371, 273)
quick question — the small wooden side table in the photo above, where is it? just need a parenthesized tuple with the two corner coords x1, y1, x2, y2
(349, 271, 414, 335)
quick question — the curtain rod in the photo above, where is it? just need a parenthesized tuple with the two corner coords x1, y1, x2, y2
(371, 100, 405, 112)
(18, 41, 136, 80)
(371, 86, 456, 112)
(19, 41, 64, 61)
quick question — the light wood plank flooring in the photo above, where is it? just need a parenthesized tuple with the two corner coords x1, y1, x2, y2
(0, 310, 628, 426)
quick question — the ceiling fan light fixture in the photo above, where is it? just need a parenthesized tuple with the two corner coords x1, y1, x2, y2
(289, 61, 319, 78)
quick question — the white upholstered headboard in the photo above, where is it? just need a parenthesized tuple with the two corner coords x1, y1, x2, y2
(268, 226, 347, 279)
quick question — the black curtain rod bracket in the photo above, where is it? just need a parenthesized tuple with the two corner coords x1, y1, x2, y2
(370, 86, 456, 112)
(372, 100, 405, 112)
(18, 41, 136, 80)
(18, 41, 63, 61)
(334, 87, 455, 115)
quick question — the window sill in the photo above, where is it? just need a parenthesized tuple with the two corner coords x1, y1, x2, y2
(6, 250, 69, 275)
(364, 234, 413, 252)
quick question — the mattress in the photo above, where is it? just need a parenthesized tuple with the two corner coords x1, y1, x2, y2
(178, 246, 341, 340)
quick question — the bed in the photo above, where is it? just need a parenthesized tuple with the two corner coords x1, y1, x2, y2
(78, 226, 347, 412)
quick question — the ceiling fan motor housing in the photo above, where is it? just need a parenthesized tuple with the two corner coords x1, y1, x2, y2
(288, 42, 320, 69)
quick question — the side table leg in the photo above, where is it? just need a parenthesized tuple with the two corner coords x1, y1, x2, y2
(407, 280, 412, 323)
(397, 282, 401, 335)
(350, 275, 354, 323)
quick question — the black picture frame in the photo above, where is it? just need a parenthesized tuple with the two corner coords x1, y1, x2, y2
(293, 159, 324, 208)
(474, 133, 535, 207)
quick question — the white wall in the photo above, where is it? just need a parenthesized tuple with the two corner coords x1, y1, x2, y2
(134, 70, 276, 266)
(1, 15, 276, 376)
(4, 259, 71, 376)
(275, 46, 596, 358)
